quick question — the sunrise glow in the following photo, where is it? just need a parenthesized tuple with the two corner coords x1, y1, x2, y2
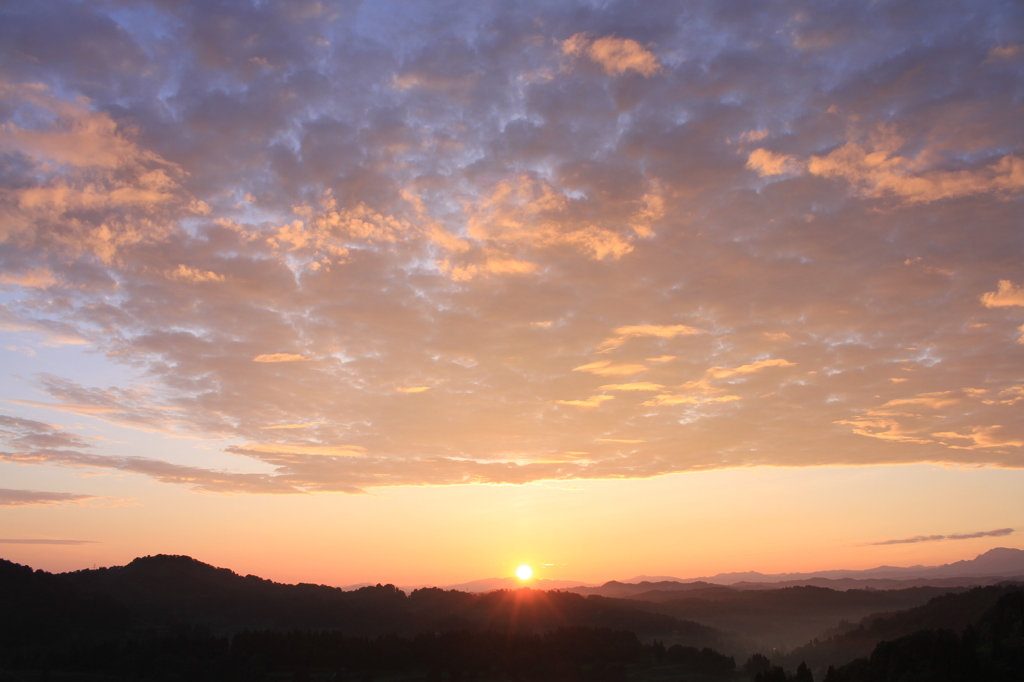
(516, 565, 533, 581)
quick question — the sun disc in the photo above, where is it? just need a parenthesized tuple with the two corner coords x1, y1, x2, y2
(516, 564, 533, 580)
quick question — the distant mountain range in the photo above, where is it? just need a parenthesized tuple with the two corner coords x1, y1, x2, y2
(635, 546, 1024, 584)
(443, 547, 1024, 593)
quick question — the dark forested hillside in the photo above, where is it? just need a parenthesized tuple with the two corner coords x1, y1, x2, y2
(778, 584, 1024, 672)
(0, 556, 129, 647)
(3, 555, 1022, 681)
(821, 590, 1024, 681)
(49, 555, 717, 643)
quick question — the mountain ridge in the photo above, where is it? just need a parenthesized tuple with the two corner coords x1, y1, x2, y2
(563, 546, 1024, 595)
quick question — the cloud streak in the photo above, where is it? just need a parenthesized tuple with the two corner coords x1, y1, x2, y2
(0, 538, 97, 545)
(870, 528, 1015, 546)
(0, 488, 101, 507)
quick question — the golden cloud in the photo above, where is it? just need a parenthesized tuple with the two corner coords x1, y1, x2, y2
(253, 353, 307, 363)
(706, 358, 796, 380)
(642, 394, 742, 407)
(573, 360, 649, 376)
(980, 280, 1024, 308)
(439, 256, 538, 281)
(563, 34, 662, 77)
(933, 425, 1024, 450)
(168, 264, 225, 283)
(597, 382, 665, 391)
(808, 132, 1024, 203)
(746, 148, 804, 176)
(598, 324, 703, 352)
(554, 395, 615, 408)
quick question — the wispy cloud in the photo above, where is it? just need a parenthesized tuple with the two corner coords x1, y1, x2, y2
(0, 488, 101, 507)
(0, 538, 97, 545)
(869, 528, 1014, 546)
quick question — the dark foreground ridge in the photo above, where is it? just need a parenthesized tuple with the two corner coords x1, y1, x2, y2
(2, 554, 1022, 681)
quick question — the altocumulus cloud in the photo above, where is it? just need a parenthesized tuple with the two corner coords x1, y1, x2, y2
(1, 0, 1024, 493)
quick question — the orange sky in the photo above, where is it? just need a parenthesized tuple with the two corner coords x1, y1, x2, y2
(1, 0, 1022, 585)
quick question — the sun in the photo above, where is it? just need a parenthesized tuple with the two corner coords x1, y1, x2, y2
(515, 564, 533, 581)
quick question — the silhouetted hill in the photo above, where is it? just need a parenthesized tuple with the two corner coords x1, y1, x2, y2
(3, 554, 1022, 680)
(778, 583, 1024, 672)
(820, 589, 1024, 681)
(0, 557, 129, 646)
(12, 554, 719, 646)
(571, 580, 724, 598)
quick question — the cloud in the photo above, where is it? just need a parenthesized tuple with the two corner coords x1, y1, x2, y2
(7, 375, 183, 433)
(980, 280, 1024, 308)
(253, 353, 307, 363)
(2, 0, 1024, 492)
(0, 308, 87, 346)
(807, 129, 1024, 203)
(948, 528, 1015, 540)
(573, 361, 649, 376)
(597, 324, 703, 352)
(834, 416, 936, 445)
(0, 538, 97, 545)
(0, 488, 100, 507)
(987, 45, 1023, 61)
(642, 394, 741, 407)
(0, 414, 300, 494)
(679, 359, 796, 394)
(598, 382, 665, 392)
(869, 528, 1014, 546)
(705, 359, 796, 381)
(837, 388, 1024, 452)
(554, 395, 615, 408)
(439, 256, 538, 281)
(270, 190, 418, 263)
(562, 34, 661, 77)
(0, 268, 57, 288)
(396, 386, 431, 393)
(738, 130, 769, 144)
(878, 391, 961, 410)
(0, 82, 201, 262)
(461, 174, 640, 262)
(746, 149, 804, 177)
(168, 264, 225, 283)
(933, 425, 1024, 450)
(260, 422, 327, 430)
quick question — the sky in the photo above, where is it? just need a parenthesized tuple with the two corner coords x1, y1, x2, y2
(1, 0, 1023, 587)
